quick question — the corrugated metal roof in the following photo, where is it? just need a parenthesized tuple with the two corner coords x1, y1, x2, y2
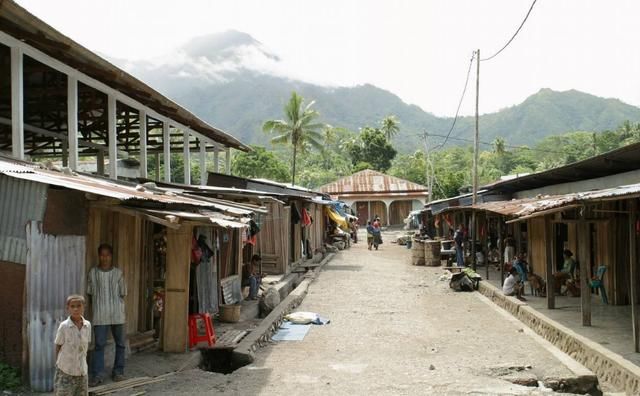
(0, 157, 254, 215)
(0, 175, 47, 264)
(142, 209, 249, 229)
(318, 169, 429, 194)
(440, 183, 640, 220)
(26, 221, 85, 391)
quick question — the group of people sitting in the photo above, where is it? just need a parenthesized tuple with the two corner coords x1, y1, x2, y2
(502, 248, 579, 301)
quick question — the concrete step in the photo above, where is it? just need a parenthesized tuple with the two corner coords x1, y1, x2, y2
(240, 300, 260, 322)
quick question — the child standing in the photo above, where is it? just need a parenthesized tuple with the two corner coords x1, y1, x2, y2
(54, 295, 91, 396)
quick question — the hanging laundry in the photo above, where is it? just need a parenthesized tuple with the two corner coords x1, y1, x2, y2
(301, 208, 312, 227)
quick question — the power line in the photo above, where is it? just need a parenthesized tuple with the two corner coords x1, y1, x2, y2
(424, 132, 566, 155)
(433, 51, 476, 150)
(480, 0, 538, 62)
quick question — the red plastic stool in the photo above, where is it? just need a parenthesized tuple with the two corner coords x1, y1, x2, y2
(188, 313, 216, 349)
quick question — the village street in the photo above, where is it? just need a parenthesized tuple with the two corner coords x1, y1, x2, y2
(131, 230, 598, 396)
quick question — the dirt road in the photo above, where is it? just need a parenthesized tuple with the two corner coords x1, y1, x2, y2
(134, 231, 597, 395)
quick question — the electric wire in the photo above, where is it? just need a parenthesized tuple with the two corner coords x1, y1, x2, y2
(433, 51, 476, 150)
(480, 0, 538, 62)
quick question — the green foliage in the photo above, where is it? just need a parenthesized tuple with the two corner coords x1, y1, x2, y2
(263, 91, 327, 185)
(0, 362, 21, 390)
(380, 115, 400, 140)
(231, 145, 290, 182)
(388, 120, 640, 200)
(347, 127, 397, 172)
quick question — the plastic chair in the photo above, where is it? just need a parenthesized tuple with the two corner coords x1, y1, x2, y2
(589, 265, 608, 304)
(188, 313, 216, 349)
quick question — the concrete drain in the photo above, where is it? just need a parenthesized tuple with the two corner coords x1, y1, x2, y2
(200, 347, 246, 374)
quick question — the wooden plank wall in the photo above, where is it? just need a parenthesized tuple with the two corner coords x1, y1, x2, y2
(528, 218, 548, 277)
(163, 225, 192, 353)
(370, 201, 387, 224)
(311, 204, 324, 252)
(85, 207, 144, 335)
(389, 201, 412, 225)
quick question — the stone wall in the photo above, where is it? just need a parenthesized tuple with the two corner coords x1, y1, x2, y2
(478, 281, 640, 394)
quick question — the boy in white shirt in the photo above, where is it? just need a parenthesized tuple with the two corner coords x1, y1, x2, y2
(54, 295, 91, 396)
(503, 267, 526, 301)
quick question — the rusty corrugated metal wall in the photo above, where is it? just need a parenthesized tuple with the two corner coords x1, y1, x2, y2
(26, 221, 86, 392)
(0, 175, 47, 264)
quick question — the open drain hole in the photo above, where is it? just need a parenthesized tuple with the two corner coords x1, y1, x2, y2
(200, 347, 248, 374)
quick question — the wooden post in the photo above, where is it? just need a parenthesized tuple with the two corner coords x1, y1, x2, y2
(484, 214, 489, 280)
(630, 201, 639, 352)
(183, 130, 191, 184)
(578, 208, 591, 326)
(139, 110, 148, 178)
(67, 76, 79, 170)
(199, 140, 207, 186)
(97, 150, 105, 175)
(225, 147, 231, 175)
(163, 122, 171, 182)
(498, 218, 504, 284)
(107, 95, 118, 179)
(163, 225, 192, 352)
(11, 47, 24, 160)
(545, 215, 555, 309)
(213, 149, 219, 173)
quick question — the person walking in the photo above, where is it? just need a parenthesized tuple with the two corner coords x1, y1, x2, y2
(454, 224, 464, 267)
(88, 243, 127, 386)
(372, 218, 382, 250)
(366, 221, 374, 250)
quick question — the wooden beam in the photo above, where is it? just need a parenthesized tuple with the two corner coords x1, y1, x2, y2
(107, 95, 117, 179)
(163, 121, 171, 182)
(545, 216, 555, 309)
(630, 201, 640, 352)
(67, 76, 79, 169)
(578, 209, 591, 326)
(11, 46, 24, 159)
(183, 130, 191, 184)
(199, 140, 207, 186)
(139, 109, 148, 178)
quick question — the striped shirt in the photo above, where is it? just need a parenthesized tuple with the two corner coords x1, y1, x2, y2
(87, 266, 127, 325)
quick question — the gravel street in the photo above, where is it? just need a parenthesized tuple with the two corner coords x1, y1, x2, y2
(130, 230, 600, 395)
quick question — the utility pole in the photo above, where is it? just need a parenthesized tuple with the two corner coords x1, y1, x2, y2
(424, 131, 432, 203)
(471, 49, 480, 271)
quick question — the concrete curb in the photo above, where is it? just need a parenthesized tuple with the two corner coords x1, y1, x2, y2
(478, 280, 640, 395)
(231, 252, 337, 368)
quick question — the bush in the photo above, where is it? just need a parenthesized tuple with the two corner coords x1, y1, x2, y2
(0, 362, 21, 390)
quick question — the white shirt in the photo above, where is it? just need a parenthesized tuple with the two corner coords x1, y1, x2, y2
(87, 266, 127, 325)
(55, 317, 91, 376)
(503, 274, 518, 295)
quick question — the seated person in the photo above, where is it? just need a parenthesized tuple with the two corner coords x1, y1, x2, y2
(503, 267, 526, 301)
(242, 254, 264, 300)
(553, 249, 576, 293)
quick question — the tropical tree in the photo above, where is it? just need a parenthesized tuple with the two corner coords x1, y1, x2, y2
(231, 145, 290, 182)
(380, 115, 400, 140)
(262, 92, 326, 185)
(347, 127, 397, 172)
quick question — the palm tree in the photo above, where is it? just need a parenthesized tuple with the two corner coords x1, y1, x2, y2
(493, 137, 506, 155)
(380, 115, 400, 140)
(263, 92, 326, 186)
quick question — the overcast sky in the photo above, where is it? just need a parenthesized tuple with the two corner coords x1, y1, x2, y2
(15, 0, 640, 117)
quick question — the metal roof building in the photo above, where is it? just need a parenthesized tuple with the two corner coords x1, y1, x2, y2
(318, 169, 429, 225)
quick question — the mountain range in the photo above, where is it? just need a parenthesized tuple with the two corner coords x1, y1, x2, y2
(112, 30, 640, 152)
